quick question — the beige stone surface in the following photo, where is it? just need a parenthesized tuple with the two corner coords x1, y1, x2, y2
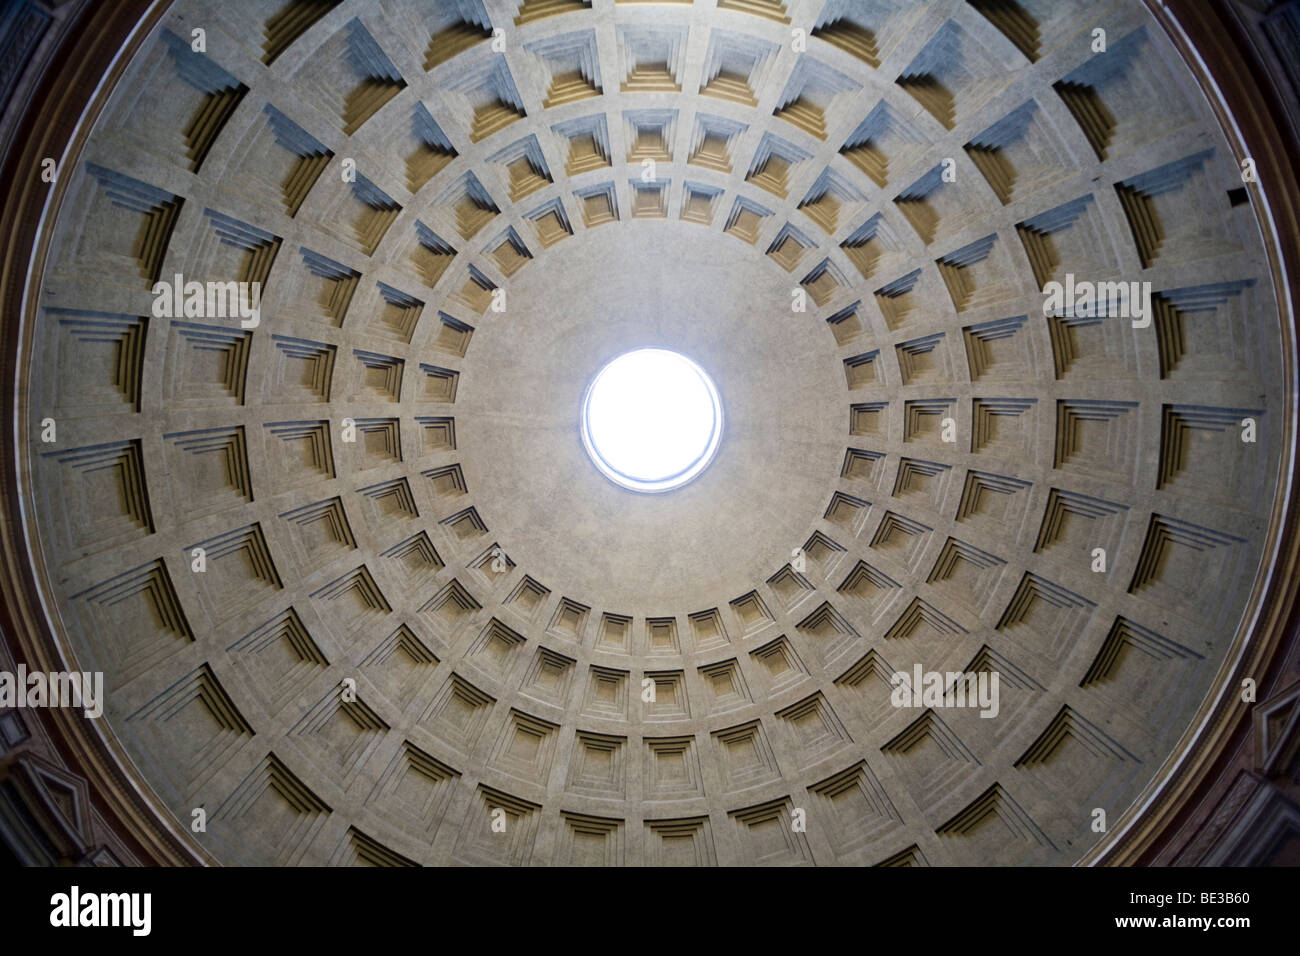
(17, 0, 1289, 865)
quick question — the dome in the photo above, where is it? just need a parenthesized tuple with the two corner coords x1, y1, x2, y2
(2, 0, 1299, 869)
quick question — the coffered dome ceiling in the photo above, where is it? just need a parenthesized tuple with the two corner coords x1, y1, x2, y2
(14, 0, 1294, 866)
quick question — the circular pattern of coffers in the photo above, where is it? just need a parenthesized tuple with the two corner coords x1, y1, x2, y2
(19, 0, 1289, 866)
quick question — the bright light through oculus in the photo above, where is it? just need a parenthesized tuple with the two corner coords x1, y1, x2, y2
(581, 348, 722, 493)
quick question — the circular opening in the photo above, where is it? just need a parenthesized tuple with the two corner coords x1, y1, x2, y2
(581, 348, 723, 493)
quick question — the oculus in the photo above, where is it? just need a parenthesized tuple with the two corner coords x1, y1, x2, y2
(580, 348, 723, 493)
